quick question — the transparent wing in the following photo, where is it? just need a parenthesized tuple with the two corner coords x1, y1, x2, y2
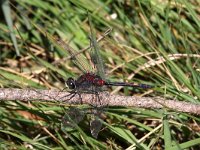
(89, 107, 104, 138)
(90, 117, 102, 139)
(56, 38, 92, 73)
(31, 23, 92, 73)
(62, 107, 85, 128)
(88, 14, 106, 80)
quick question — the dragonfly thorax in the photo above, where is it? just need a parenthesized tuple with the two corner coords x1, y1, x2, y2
(66, 73, 106, 91)
(81, 73, 106, 86)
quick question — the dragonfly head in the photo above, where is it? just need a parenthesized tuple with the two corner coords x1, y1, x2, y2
(66, 77, 76, 89)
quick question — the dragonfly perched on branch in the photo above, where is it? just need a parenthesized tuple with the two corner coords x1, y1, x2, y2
(29, 12, 152, 138)
(58, 15, 152, 138)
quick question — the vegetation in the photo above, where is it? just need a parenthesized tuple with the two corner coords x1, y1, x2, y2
(0, 0, 200, 149)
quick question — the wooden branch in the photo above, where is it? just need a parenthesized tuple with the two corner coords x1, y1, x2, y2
(0, 88, 199, 115)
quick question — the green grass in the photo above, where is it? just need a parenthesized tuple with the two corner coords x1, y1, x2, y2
(0, 0, 200, 149)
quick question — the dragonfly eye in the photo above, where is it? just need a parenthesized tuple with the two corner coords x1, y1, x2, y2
(66, 77, 76, 89)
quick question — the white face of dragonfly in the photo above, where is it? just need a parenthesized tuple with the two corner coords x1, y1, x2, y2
(65, 77, 76, 89)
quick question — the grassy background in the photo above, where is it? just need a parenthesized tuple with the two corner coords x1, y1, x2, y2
(0, 0, 200, 149)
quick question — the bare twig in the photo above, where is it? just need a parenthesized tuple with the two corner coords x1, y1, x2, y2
(0, 88, 200, 115)
(133, 54, 200, 76)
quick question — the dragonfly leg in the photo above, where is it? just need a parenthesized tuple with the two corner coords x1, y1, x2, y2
(77, 92, 83, 104)
(59, 90, 77, 103)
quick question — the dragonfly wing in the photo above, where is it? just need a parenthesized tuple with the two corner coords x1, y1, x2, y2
(62, 107, 85, 128)
(56, 38, 92, 73)
(88, 14, 106, 80)
(90, 117, 102, 139)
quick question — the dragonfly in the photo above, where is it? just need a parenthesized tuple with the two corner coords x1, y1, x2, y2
(56, 16, 152, 138)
